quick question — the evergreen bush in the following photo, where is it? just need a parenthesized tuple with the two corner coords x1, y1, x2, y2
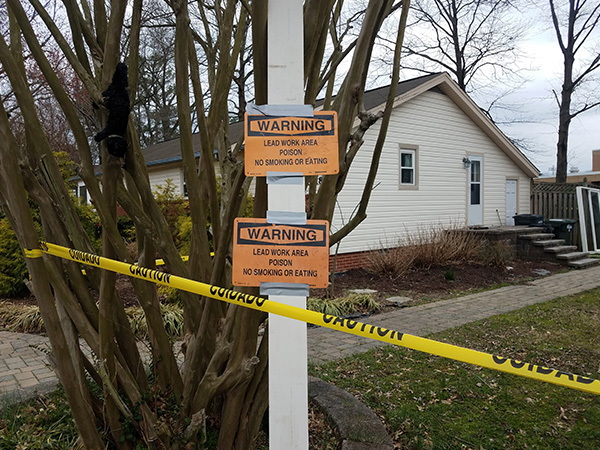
(0, 219, 28, 297)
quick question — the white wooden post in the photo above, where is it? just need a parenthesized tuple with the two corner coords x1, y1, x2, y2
(266, 0, 309, 449)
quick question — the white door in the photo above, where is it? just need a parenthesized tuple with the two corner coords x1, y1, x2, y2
(505, 180, 517, 226)
(467, 156, 483, 226)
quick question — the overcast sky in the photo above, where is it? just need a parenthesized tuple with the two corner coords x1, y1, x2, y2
(498, 25, 600, 175)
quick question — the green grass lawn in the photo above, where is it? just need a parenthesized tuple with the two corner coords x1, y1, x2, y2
(0, 388, 79, 449)
(311, 287, 600, 449)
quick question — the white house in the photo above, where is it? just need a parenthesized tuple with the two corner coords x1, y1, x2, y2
(329, 73, 539, 262)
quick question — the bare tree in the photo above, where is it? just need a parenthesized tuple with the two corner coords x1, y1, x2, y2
(400, 0, 526, 105)
(549, 0, 600, 183)
(0, 0, 409, 448)
(133, 3, 178, 146)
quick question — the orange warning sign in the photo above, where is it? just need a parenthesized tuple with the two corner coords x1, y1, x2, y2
(244, 111, 339, 176)
(232, 218, 329, 288)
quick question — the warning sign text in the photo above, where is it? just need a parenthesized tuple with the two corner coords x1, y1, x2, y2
(232, 218, 329, 287)
(244, 111, 339, 176)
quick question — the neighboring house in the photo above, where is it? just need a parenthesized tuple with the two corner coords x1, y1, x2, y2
(535, 171, 600, 186)
(535, 150, 600, 186)
(74, 134, 222, 202)
(76, 72, 539, 271)
(140, 133, 224, 196)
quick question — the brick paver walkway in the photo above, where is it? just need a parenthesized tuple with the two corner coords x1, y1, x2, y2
(2, 265, 600, 406)
(0, 332, 55, 405)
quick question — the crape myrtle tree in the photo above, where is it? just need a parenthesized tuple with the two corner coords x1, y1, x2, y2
(548, 0, 600, 183)
(0, 0, 409, 449)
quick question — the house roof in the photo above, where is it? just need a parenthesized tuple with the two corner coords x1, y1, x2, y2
(142, 123, 243, 166)
(536, 170, 600, 184)
(313, 73, 441, 111)
(141, 72, 539, 178)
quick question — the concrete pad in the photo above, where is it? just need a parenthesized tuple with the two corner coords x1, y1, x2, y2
(386, 296, 411, 306)
(349, 289, 378, 295)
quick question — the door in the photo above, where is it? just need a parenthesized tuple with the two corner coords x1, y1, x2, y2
(505, 179, 517, 226)
(467, 156, 483, 226)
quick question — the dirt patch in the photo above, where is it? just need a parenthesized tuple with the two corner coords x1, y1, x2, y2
(313, 259, 564, 309)
(114, 274, 140, 307)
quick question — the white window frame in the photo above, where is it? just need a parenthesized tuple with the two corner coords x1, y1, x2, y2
(399, 146, 418, 190)
(74, 182, 90, 204)
(182, 169, 188, 199)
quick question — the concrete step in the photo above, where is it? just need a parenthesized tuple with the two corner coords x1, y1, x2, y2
(544, 245, 578, 254)
(518, 233, 555, 241)
(556, 252, 589, 262)
(532, 239, 566, 248)
(568, 258, 600, 269)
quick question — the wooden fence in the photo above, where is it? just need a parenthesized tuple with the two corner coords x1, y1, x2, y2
(531, 183, 580, 220)
(531, 182, 582, 247)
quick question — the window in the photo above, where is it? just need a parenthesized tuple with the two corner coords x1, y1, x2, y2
(399, 147, 417, 188)
(74, 184, 88, 203)
(470, 160, 481, 205)
(79, 185, 88, 203)
(182, 168, 200, 198)
(182, 171, 188, 198)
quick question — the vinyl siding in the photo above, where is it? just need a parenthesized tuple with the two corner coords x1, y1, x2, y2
(332, 90, 531, 255)
(148, 164, 183, 196)
(146, 162, 246, 197)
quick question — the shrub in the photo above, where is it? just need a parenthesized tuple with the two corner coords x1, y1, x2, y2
(365, 246, 415, 278)
(177, 215, 193, 254)
(0, 301, 44, 333)
(477, 240, 516, 267)
(405, 225, 484, 269)
(0, 219, 28, 297)
(158, 285, 181, 305)
(117, 214, 136, 242)
(157, 177, 253, 255)
(155, 179, 188, 241)
(127, 303, 184, 339)
(74, 199, 102, 252)
(241, 193, 254, 218)
(54, 151, 78, 189)
(307, 293, 380, 316)
(366, 224, 485, 277)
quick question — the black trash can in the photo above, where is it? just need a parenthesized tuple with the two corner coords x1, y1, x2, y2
(548, 218, 577, 245)
(513, 214, 544, 226)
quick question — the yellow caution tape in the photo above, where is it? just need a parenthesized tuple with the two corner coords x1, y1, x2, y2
(154, 256, 189, 266)
(24, 248, 44, 258)
(80, 255, 194, 276)
(36, 240, 600, 396)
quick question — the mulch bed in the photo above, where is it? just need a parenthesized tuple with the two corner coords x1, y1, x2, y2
(312, 259, 564, 308)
